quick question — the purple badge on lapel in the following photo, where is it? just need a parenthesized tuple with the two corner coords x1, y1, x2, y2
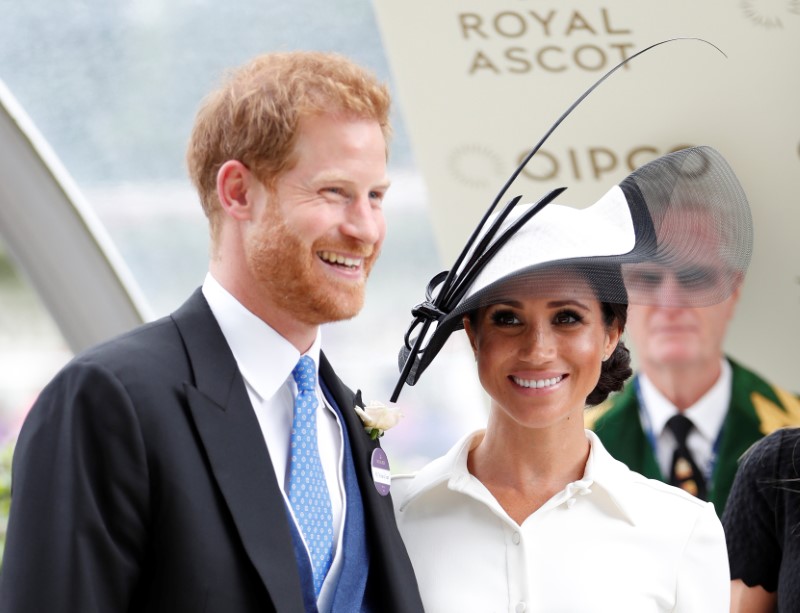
(370, 448, 391, 496)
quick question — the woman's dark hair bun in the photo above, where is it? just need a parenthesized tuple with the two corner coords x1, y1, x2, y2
(586, 340, 632, 406)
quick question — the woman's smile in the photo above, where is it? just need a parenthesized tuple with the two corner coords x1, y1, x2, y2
(510, 373, 565, 390)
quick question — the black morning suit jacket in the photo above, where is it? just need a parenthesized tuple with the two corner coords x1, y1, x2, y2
(0, 289, 423, 612)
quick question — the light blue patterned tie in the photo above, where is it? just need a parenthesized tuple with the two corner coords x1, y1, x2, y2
(288, 355, 334, 596)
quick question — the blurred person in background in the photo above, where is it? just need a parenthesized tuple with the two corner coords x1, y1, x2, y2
(0, 51, 423, 612)
(586, 200, 800, 517)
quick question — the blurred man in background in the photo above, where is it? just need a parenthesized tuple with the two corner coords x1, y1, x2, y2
(587, 272, 800, 517)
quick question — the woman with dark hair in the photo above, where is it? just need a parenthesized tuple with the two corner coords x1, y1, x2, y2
(723, 426, 800, 612)
(389, 146, 753, 612)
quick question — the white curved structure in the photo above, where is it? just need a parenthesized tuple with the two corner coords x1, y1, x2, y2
(0, 79, 151, 353)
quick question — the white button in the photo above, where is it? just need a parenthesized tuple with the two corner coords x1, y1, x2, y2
(516, 602, 527, 613)
(512, 531, 521, 545)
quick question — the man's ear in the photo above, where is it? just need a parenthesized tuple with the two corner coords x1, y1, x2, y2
(728, 278, 743, 308)
(216, 160, 256, 221)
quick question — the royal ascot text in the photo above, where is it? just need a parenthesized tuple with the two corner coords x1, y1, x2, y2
(459, 8, 636, 75)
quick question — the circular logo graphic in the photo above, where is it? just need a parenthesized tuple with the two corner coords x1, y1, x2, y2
(741, 0, 800, 28)
(447, 144, 504, 189)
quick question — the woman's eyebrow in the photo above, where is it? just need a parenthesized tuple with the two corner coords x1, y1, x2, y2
(490, 298, 591, 310)
(546, 299, 590, 310)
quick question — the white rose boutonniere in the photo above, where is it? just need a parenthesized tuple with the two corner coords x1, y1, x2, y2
(354, 399, 403, 440)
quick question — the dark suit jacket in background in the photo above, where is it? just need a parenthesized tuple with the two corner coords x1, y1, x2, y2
(586, 357, 800, 517)
(0, 289, 423, 612)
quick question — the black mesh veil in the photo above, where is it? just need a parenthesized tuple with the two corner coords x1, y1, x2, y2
(392, 146, 753, 401)
(619, 145, 752, 306)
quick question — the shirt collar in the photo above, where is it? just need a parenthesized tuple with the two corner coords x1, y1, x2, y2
(395, 430, 479, 512)
(582, 430, 638, 525)
(201, 272, 322, 401)
(638, 359, 731, 444)
(397, 428, 639, 526)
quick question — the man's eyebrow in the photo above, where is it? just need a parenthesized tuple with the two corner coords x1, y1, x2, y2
(312, 172, 391, 190)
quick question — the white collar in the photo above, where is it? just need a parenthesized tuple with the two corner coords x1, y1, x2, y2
(397, 429, 639, 526)
(638, 359, 732, 444)
(201, 272, 322, 401)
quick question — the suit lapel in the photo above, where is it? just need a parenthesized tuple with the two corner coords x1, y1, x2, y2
(319, 354, 424, 612)
(710, 359, 763, 514)
(172, 290, 304, 611)
(595, 382, 663, 481)
(318, 354, 388, 529)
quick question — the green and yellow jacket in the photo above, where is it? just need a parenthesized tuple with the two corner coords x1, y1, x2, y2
(586, 357, 800, 517)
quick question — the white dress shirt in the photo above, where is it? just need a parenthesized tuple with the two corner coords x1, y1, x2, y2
(392, 430, 729, 613)
(202, 273, 345, 610)
(637, 359, 732, 480)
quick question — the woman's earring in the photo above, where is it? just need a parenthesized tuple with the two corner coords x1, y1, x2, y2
(602, 354, 609, 362)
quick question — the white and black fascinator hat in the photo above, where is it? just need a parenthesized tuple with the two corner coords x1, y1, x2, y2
(391, 41, 753, 402)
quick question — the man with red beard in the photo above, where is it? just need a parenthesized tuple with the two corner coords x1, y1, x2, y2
(0, 52, 423, 613)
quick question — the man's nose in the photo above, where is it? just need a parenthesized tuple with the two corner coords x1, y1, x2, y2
(341, 195, 383, 244)
(656, 272, 692, 306)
